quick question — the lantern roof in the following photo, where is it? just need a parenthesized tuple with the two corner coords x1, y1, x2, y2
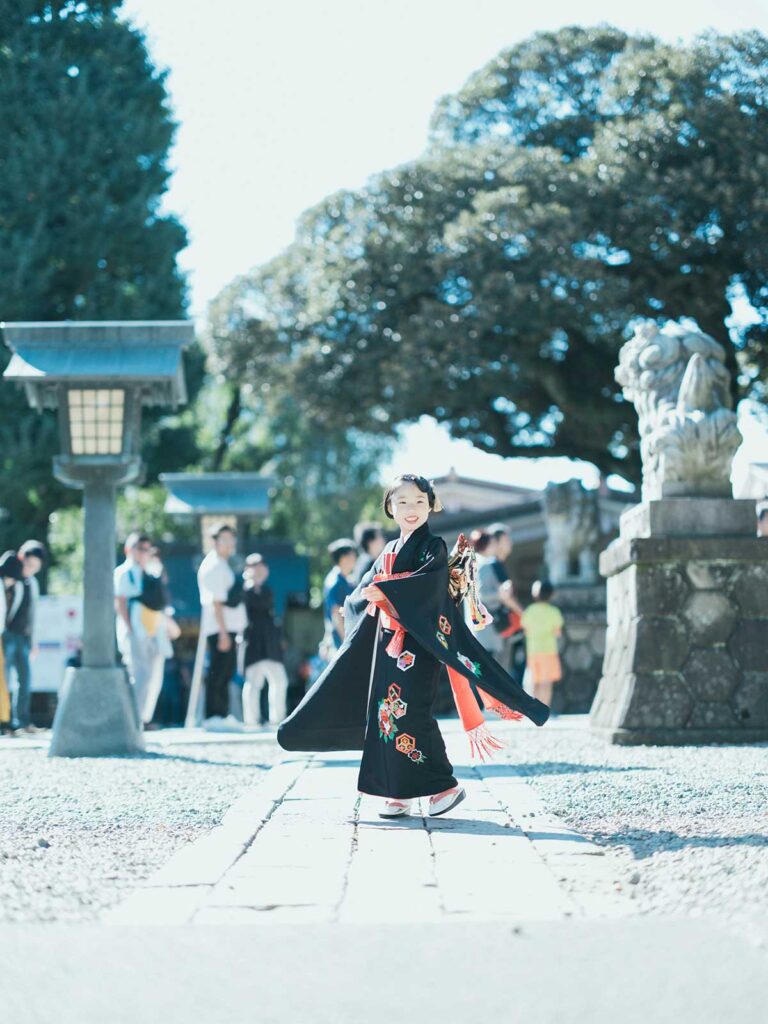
(160, 472, 273, 517)
(1, 321, 193, 409)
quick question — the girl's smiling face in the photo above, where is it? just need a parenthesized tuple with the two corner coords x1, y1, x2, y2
(388, 480, 430, 534)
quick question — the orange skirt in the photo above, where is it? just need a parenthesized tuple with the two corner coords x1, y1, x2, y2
(527, 652, 562, 686)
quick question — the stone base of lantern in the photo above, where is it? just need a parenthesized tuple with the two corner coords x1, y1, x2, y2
(49, 667, 145, 758)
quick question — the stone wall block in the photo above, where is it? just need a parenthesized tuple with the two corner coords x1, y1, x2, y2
(731, 673, 768, 727)
(563, 624, 591, 643)
(563, 642, 593, 672)
(682, 591, 737, 646)
(685, 562, 734, 590)
(636, 566, 689, 617)
(554, 672, 597, 714)
(602, 617, 630, 679)
(634, 617, 689, 673)
(622, 673, 693, 729)
(725, 565, 768, 619)
(727, 621, 768, 672)
(589, 629, 606, 656)
(681, 647, 739, 702)
(686, 701, 740, 729)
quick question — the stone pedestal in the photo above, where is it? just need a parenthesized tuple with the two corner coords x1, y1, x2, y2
(552, 584, 606, 714)
(591, 498, 768, 745)
(49, 668, 144, 757)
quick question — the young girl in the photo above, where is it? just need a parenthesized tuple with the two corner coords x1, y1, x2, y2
(521, 579, 564, 708)
(278, 475, 549, 818)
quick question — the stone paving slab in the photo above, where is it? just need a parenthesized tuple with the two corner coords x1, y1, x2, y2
(107, 721, 628, 926)
(2, 919, 767, 1024)
(106, 759, 306, 923)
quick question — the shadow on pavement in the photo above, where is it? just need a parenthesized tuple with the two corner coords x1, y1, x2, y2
(357, 816, 526, 837)
(477, 762, 658, 778)
(593, 828, 768, 858)
(138, 751, 275, 769)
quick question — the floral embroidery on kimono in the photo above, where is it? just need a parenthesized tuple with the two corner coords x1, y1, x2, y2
(395, 732, 426, 764)
(397, 651, 416, 672)
(457, 652, 482, 677)
(377, 684, 408, 740)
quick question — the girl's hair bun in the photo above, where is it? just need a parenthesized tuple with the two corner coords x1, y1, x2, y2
(382, 474, 443, 518)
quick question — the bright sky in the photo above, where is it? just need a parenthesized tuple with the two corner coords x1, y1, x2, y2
(122, 0, 768, 488)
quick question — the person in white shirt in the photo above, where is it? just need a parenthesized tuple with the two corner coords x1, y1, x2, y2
(197, 523, 247, 726)
(114, 532, 171, 726)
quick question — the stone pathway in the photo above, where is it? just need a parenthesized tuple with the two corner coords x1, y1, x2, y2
(107, 721, 628, 925)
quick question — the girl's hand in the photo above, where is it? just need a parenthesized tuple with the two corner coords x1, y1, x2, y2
(361, 584, 384, 603)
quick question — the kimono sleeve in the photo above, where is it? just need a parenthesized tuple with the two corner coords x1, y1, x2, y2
(341, 552, 384, 637)
(375, 539, 549, 727)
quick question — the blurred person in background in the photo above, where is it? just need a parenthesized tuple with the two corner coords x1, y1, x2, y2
(521, 580, 564, 709)
(4, 541, 46, 734)
(197, 523, 246, 730)
(486, 523, 524, 672)
(115, 533, 177, 728)
(352, 522, 386, 584)
(322, 538, 357, 654)
(242, 553, 288, 726)
(758, 507, 768, 538)
(470, 530, 505, 663)
(0, 551, 24, 737)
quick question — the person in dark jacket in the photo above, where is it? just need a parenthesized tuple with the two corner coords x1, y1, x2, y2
(4, 541, 45, 734)
(0, 551, 24, 736)
(242, 554, 288, 725)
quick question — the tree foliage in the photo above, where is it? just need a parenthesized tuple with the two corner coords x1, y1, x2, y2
(0, 1, 199, 551)
(206, 291, 391, 592)
(210, 27, 768, 483)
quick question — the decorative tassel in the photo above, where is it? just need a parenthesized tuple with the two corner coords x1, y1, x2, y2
(477, 687, 525, 722)
(385, 626, 405, 658)
(466, 723, 506, 762)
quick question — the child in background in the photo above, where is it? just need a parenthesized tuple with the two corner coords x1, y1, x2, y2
(242, 553, 289, 726)
(521, 580, 564, 708)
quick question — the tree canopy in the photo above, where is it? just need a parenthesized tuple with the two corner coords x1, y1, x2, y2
(0, 1, 199, 550)
(205, 293, 391, 593)
(210, 26, 768, 483)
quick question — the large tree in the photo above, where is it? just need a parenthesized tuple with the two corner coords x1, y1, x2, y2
(211, 27, 768, 483)
(0, 0, 199, 550)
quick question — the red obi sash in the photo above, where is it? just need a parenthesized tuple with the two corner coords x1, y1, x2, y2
(365, 551, 411, 657)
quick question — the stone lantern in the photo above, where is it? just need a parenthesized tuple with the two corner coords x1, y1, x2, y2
(159, 471, 274, 726)
(2, 321, 193, 756)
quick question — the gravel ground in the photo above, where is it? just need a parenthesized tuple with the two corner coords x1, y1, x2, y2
(0, 737, 281, 923)
(3, 721, 767, 926)
(499, 721, 768, 920)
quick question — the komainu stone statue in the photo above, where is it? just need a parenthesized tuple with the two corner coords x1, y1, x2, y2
(543, 479, 600, 584)
(616, 321, 742, 500)
(591, 317, 767, 746)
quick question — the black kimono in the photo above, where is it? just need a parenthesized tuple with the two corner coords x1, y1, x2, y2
(278, 522, 549, 800)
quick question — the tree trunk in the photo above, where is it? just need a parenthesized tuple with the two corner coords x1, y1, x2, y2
(212, 385, 242, 471)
